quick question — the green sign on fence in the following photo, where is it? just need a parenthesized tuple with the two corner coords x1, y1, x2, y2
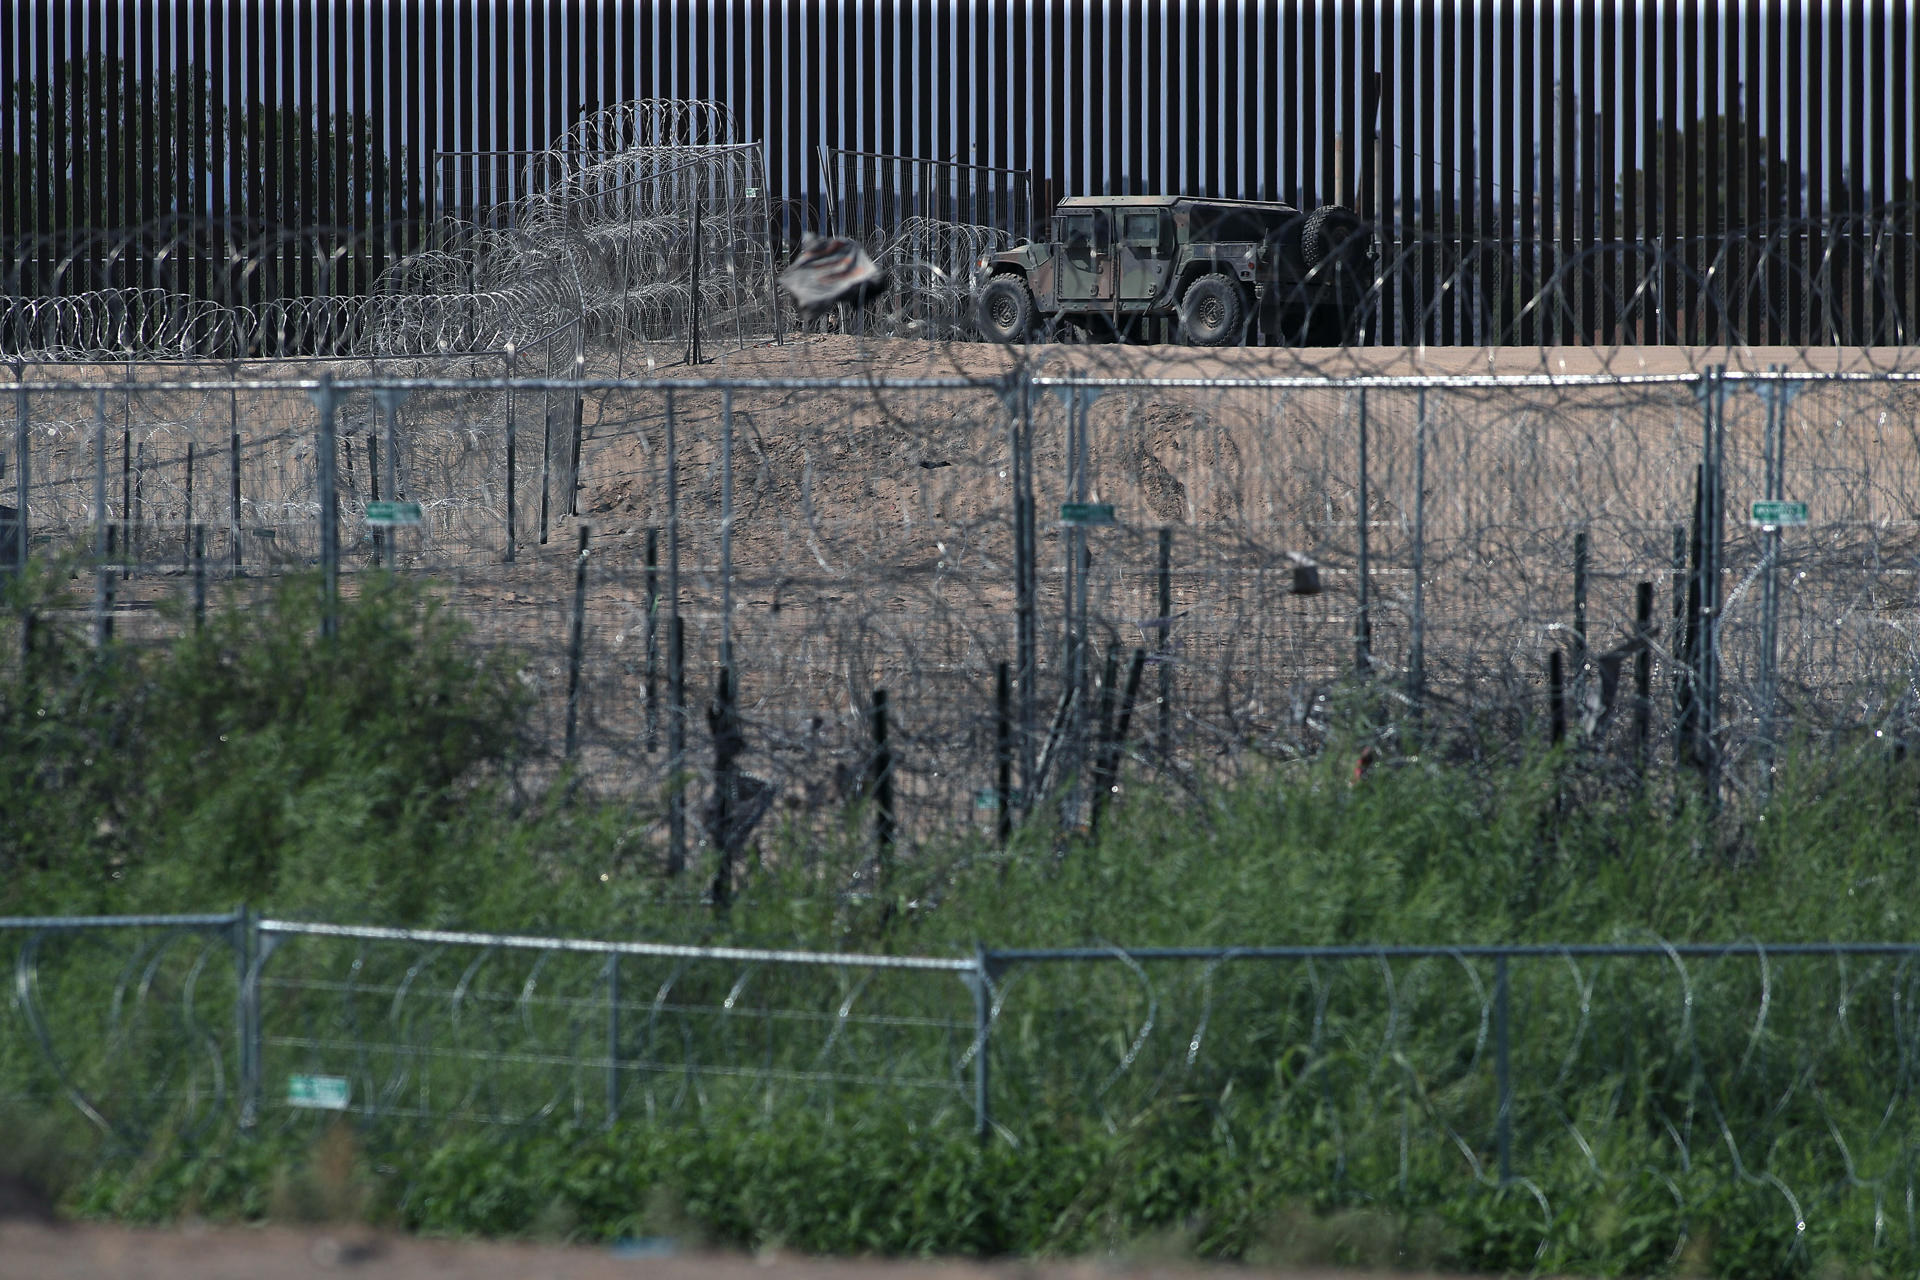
(1750, 500, 1808, 528)
(287, 1074, 351, 1110)
(1059, 502, 1116, 526)
(365, 500, 423, 526)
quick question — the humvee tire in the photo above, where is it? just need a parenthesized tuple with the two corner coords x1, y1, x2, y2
(978, 275, 1036, 342)
(1180, 274, 1243, 346)
(1302, 205, 1369, 272)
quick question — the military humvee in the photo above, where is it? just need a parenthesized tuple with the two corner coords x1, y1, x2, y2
(975, 195, 1372, 346)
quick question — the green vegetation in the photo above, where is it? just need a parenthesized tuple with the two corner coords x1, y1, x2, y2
(5, 570, 1920, 1276)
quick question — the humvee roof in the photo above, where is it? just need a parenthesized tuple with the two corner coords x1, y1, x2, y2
(1054, 194, 1304, 213)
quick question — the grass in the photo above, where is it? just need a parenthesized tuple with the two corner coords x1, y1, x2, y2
(6, 567, 1920, 1276)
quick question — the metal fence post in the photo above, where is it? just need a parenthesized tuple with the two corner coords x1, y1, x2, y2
(605, 954, 621, 1126)
(119, 388, 132, 573)
(11, 385, 26, 575)
(1157, 527, 1173, 762)
(314, 375, 340, 639)
(1409, 389, 1427, 711)
(539, 342, 554, 545)
(1493, 952, 1512, 1184)
(720, 388, 735, 669)
(569, 323, 586, 517)
(1757, 366, 1787, 786)
(1012, 378, 1038, 804)
(229, 417, 243, 572)
(92, 390, 108, 558)
(183, 441, 195, 570)
(235, 904, 260, 1132)
(687, 191, 704, 366)
(1355, 388, 1372, 672)
(503, 342, 518, 563)
(971, 946, 993, 1144)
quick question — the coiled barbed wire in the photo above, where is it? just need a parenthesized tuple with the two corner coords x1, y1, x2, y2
(8, 208, 1915, 364)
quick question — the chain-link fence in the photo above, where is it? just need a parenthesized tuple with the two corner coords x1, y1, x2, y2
(7, 361, 1920, 856)
(8, 911, 1920, 1267)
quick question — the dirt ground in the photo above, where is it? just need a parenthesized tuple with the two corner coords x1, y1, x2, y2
(0, 1222, 1482, 1280)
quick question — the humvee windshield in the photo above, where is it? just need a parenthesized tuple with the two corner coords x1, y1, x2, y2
(1055, 211, 1103, 252)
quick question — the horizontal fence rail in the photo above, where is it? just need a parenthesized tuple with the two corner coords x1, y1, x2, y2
(8, 911, 1920, 1268)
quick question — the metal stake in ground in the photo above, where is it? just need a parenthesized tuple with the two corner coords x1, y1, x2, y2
(1633, 582, 1653, 774)
(709, 665, 743, 911)
(183, 442, 194, 571)
(1573, 529, 1589, 668)
(564, 524, 591, 760)
(871, 687, 895, 880)
(1549, 649, 1565, 745)
(995, 661, 1013, 846)
(645, 528, 660, 752)
(93, 529, 115, 647)
(666, 391, 687, 877)
(192, 525, 207, 629)
(367, 430, 382, 566)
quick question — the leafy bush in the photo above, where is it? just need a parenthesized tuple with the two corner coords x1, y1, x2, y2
(12, 570, 1920, 1275)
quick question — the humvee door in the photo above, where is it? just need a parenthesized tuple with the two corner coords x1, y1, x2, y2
(1054, 209, 1111, 304)
(1117, 208, 1172, 302)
